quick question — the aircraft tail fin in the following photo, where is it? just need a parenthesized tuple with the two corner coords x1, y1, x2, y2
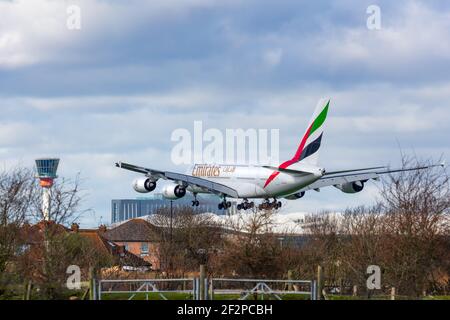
(290, 98, 330, 166)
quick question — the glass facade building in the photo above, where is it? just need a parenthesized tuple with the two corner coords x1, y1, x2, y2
(111, 193, 236, 223)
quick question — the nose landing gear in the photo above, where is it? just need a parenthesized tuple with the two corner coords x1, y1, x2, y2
(191, 193, 200, 207)
(192, 200, 200, 207)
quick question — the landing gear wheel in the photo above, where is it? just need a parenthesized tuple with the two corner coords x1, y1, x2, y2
(219, 198, 230, 210)
(259, 199, 270, 210)
(192, 193, 200, 207)
(238, 200, 254, 210)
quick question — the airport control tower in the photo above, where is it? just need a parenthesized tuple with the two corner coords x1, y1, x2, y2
(35, 158, 60, 221)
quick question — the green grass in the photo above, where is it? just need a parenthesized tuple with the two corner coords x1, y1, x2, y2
(422, 295, 450, 300)
(100, 292, 311, 300)
(100, 292, 194, 300)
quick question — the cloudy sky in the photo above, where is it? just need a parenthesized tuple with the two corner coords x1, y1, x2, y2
(1, 0, 449, 227)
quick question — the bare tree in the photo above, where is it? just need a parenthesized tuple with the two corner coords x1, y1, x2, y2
(0, 163, 98, 299)
(298, 212, 344, 283)
(215, 208, 285, 278)
(30, 174, 92, 225)
(0, 167, 35, 273)
(377, 156, 450, 296)
(338, 206, 385, 296)
(17, 230, 114, 299)
(149, 206, 222, 276)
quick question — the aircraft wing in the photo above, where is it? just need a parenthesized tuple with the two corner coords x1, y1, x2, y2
(299, 163, 445, 192)
(115, 162, 239, 198)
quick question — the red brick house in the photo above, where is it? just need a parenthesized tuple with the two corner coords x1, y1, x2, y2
(103, 219, 163, 270)
(20, 220, 151, 271)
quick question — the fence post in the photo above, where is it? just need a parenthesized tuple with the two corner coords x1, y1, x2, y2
(311, 280, 317, 300)
(209, 279, 214, 301)
(23, 280, 32, 300)
(98, 280, 102, 301)
(199, 264, 206, 300)
(287, 270, 294, 291)
(317, 265, 323, 300)
(89, 267, 96, 301)
(194, 278, 200, 300)
(390, 287, 396, 300)
(353, 285, 358, 297)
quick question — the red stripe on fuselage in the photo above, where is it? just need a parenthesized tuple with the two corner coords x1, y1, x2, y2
(263, 123, 313, 189)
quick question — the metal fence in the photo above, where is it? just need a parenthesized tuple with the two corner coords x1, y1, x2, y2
(210, 278, 317, 300)
(96, 277, 317, 300)
(98, 278, 195, 300)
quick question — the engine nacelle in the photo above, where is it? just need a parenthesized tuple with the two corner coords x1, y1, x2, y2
(284, 191, 305, 200)
(162, 184, 187, 199)
(337, 181, 365, 194)
(133, 178, 156, 193)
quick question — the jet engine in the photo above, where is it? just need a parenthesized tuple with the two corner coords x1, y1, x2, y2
(133, 177, 156, 193)
(284, 191, 306, 200)
(162, 184, 187, 199)
(336, 181, 365, 194)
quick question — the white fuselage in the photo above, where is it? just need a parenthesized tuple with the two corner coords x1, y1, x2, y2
(186, 164, 323, 199)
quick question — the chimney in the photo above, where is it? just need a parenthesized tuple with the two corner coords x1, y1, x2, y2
(71, 223, 80, 233)
(99, 224, 107, 233)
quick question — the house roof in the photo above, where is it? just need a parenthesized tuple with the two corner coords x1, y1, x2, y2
(79, 229, 151, 267)
(21, 220, 69, 243)
(21, 220, 151, 268)
(78, 229, 112, 256)
(104, 219, 162, 242)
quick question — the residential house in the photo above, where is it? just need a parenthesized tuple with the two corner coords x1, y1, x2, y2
(103, 219, 163, 270)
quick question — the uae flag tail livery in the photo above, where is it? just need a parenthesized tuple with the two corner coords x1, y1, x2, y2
(263, 98, 329, 188)
(291, 98, 329, 166)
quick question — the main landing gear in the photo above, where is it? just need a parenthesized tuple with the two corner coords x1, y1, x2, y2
(218, 198, 232, 210)
(237, 199, 255, 211)
(258, 198, 282, 210)
(191, 193, 200, 207)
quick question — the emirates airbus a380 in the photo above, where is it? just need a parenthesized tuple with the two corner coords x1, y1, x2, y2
(116, 98, 442, 211)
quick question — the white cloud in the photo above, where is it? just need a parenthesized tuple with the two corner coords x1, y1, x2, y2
(22, 89, 222, 112)
(0, 0, 236, 68)
(311, 2, 450, 72)
(262, 48, 283, 67)
(0, 0, 71, 68)
(0, 122, 35, 146)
